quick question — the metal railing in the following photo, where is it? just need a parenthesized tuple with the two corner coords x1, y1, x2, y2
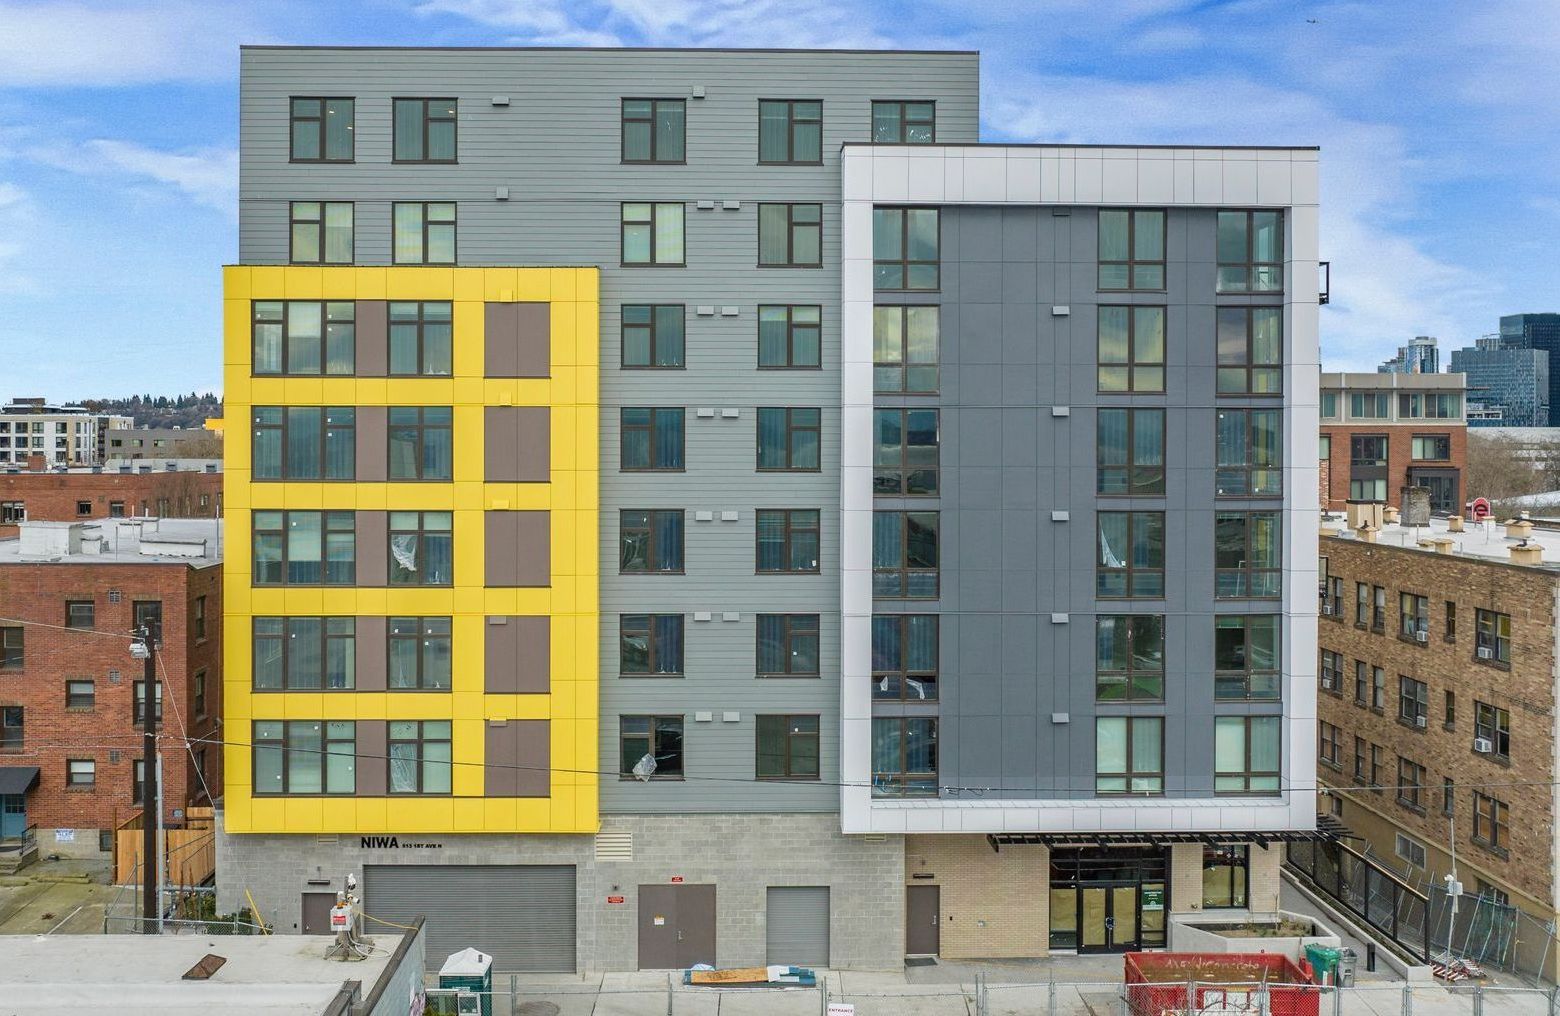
(0, 822, 37, 856)
(1287, 837, 1431, 963)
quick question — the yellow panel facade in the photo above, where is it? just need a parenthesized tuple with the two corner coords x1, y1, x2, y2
(222, 266, 599, 835)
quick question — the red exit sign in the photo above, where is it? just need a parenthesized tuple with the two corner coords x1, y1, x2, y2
(606, 895, 625, 904)
(670, 876, 684, 884)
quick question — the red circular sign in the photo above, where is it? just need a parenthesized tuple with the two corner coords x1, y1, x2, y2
(1471, 497, 1491, 521)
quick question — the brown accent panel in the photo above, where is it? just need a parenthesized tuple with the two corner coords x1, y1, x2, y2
(484, 302, 550, 378)
(484, 616, 551, 694)
(485, 722, 517, 797)
(355, 301, 388, 377)
(354, 511, 387, 587)
(484, 720, 549, 797)
(355, 406, 387, 483)
(484, 511, 550, 587)
(484, 407, 550, 482)
(355, 616, 387, 692)
(356, 720, 387, 796)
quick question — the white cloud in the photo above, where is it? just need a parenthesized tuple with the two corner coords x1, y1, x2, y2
(0, 180, 39, 293)
(26, 139, 238, 217)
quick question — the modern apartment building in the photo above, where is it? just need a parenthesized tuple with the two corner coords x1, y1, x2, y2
(1315, 513, 1560, 972)
(217, 45, 1321, 971)
(0, 399, 133, 467)
(106, 427, 218, 460)
(1451, 335, 1551, 428)
(1378, 335, 1439, 375)
(1319, 372, 1467, 513)
(1500, 314, 1560, 426)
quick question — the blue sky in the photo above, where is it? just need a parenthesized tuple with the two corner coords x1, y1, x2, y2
(1, 0, 1557, 400)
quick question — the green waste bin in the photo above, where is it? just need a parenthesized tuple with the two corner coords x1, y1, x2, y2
(438, 948, 493, 1016)
(1306, 944, 1342, 986)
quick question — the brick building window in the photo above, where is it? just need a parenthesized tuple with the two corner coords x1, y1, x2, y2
(1474, 702, 1511, 759)
(64, 681, 94, 710)
(1445, 601, 1457, 642)
(1353, 660, 1368, 705)
(66, 759, 95, 786)
(1318, 720, 1342, 768)
(1371, 586, 1386, 631)
(75, 500, 92, 517)
(1412, 434, 1452, 460)
(65, 600, 94, 629)
(1319, 650, 1343, 694)
(194, 596, 207, 641)
(1472, 792, 1509, 854)
(1370, 744, 1385, 791)
(1444, 691, 1456, 730)
(1475, 609, 1511, 664)
(1371, 666, 1386, 711)
(1398, 676, 1428, 727)
(1352, 737, 1366, 781)
(1397, 757, 1425, 810)
(872, 615, 938, 701)
(1096, 615, 1165, 702)
(0, 707, 20, 751)
(132, 680, 162, 725)
(621, 615, 684, 676)
(1443, 778, 1455, 816)
(1324, 576, 1343, 617)
(1400, 593, 1429, 641)
(2, 626, 25, 669)
(193, 671, 206, 718)
(133, 600, 163, 643)
(755, 715, 820, 780)
(1354, 583, 1369, 626)
(757, 614, 820, 677)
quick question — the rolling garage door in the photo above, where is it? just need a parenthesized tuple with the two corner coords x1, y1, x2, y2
(765, 886, 830, 967)
(363, 864, 576, 972)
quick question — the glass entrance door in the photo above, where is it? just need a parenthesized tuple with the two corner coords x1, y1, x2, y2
(1078, 884, 1140, 953)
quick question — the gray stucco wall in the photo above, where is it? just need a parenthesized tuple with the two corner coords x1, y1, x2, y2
(921, 205, 1286, 799)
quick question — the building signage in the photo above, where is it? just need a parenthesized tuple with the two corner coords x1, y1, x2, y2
(670, 875, 684, 883)
(1471, 497, 1492, 521)
(1141, 887, 1165, 912)
(827, 1005, 857, 1016)
(606, 895, 626, 904)
(359, 836, 443, 850)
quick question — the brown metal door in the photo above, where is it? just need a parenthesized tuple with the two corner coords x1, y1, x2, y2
(301, 892, 337, 935)
(676, 884, 717, 968)
(905, 885, 940, 955)
(638, 885, 678, 969)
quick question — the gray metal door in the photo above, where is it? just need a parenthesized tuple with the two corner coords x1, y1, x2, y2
(906, 885, 939, 955)
(363, 864, 575, 972)
(301, 892, 337, 935)
(676, 884, 716, 968)
(637, 884, 717, 969)
(765, 887, 830, 966)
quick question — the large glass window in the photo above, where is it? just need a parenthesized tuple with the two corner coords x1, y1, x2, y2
(289, 201, 353, 264)
(1098, 209, 1165, 291)
(1214, 615, 1280, 700)
(1097, 408, 1165, 496)
(757, 408, 821, 471)
(1096, 716, 1164, 795)
(387, 407, 452, 481)
(392, 202, 456, 265)
(755, 715, 820, 779)
(620, 716, 684, 778)
(758, 203, 822, 267)
(873, 207, 938, 290)
(874, 408, 938, 495)
(621, 202, 684, 266)
(620, 510, 684, 573)
(1216, 409, 1282, 497)
(757, 614, 820, 677)
(252, 301, 355, 376)
(251, 406, 355, 481)
(1095, 615, 1165, 701)
(392, 98, 457, 162)
(1472, 792, 1509, 852)
(1411, 434, 1451, 461)
(620, 614, 684, 676)
(759, 100, 822, 163)
(873, 306, 939, 392)
(388, 302, 452, 376)
(1096, 511, 1165, 598)
(1475, 609, 1511, 664)
(621, 408, 685, 471)
(253, 720, 355, 795)
(252, 617, 356, 690)
(1202, 846, 1249, 908)
(871, 615, 937, 700)
(1399, 676, 1428, 726)
(1217, 211, 1283, 293)
(289, 97, 354, 162)
(388, 720, 452, 794)
(388, 511, 453, 585)
(252, 510, 356, 585)
(1097, 306, 1165, 392)
(622, 305, 685, 368)
(1215, 512, 1281, 598)
(621, 98, 685, 163)
(756, 509, 821, 573)
(1214, 716, 1281, 794)
(873, 511, 938, 597)
(872, 716, 937, 796)
(1400, 593, 1429, 639)
(871, 101, 935, 143)
(1399, 393, 1462, 419)
(1216, 307, 1283, 395)
(387, 617, 452, 690)
(758, 305, 821, 368)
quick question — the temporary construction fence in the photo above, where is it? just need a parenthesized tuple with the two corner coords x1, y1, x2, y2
(1125, 952, 1320, 1016)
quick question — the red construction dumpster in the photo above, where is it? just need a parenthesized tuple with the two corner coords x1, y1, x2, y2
(1124, 952, 1320, 1016)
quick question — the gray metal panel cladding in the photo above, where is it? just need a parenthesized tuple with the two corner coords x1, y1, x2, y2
(240, 48, 981, 814)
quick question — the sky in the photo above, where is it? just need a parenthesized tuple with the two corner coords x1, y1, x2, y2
(1, 0, 1558, 401)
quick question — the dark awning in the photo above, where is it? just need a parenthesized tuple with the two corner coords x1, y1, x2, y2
(986, 815, 1349, 853)
(0, 766, 40, 795)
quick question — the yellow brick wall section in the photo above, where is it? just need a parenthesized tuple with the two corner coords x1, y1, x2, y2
(905, 835, 1051, 958)
(1169, 844, 1205, 915)
(1248, 843, 1282, 912)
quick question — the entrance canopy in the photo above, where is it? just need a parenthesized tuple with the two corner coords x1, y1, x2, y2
(986, 816, 1348, 853)
(0, 767, 39, 795)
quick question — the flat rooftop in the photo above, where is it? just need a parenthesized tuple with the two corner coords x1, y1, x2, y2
(1323, 511, 1560, 570)
(1320, 371, 1466, 391)
(0, 518, 223, 565)
(0, 932, 400, 1015)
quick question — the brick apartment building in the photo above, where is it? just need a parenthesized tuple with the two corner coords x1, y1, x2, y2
(1317, 510, 1560, 965)
(0, 462, 222, 540)
(0, 518, 222, 864)
(1320, 372, 1467, 513)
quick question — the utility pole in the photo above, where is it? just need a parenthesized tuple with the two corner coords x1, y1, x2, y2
(132, 622, 159, 934)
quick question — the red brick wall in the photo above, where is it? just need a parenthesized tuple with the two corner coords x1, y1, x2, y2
(1320, 424, 1467, 511)
(0, 560, 222, 835)
(0, 471, 222, 539)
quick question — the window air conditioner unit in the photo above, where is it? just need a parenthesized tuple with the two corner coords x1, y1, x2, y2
(1415, 630, 1429, 643)
(1473, 737, 1493, 754)
(1415, 715, 1427, 728)
(1476, 646, 1493, 660)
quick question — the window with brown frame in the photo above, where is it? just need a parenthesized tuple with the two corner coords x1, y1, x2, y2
(1097, 306, 1166, 392)
(1098, 209, 1166, 291)
(621, 98, 685, 163)
(620, 408, 685, 471)
(1216, 307, 1283, 395)
(1472, 791, 1509, 853)
(620, 715, 683, 778)
(1096, 614, 1165, 702)
(873, 510, 938, 597)
(758, 203, 822, 267)
(619, 510, 684, 573)
(392, 202, 456, 265)
(872, 614, 937, 700)
(873, 408, 938, 495)
(758, 100, 822, 164)
(873, 305, 939, 392)
(755, 715, 820, 779)
(289, 201, 353, 264)
(289, 97, 354, 162)
(622, 305, 685, 368)
(871, 100, 934, 143)
(1097, 408, 1165, 495)
(873, 207, 939, 290)
(392, 98, 457, 162)
(621, 202, 684, 266)
(757, 408, 820, 471)
(620, 614, 684, 676)
(757, 614, 819, 677)
(756, 509, 821, 573)
(758, 305, 821, 368)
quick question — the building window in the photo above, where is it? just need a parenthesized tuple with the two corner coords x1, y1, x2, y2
(1476, 882, 1510, 906)
(0, 706, 20, 750)
(872, 716, 937, 796)
(1214, 615, 1280, 701)
(289, 201, 353, 265)
(66, 759, 95, 786)
(621, 408, 685, 471)
(0, 502, 21, 523)
(1319, 434, 1331, 459)
(1353, 583, 1370, 627)
(65, 600, 95, 630)
(252, 406, 356, 481)
(758, 305, 822, 368)
(1443, 778, 1455, 817)
(874, 408, 939, 495)
(1352, 736, 1366, 780)
(1445, 690, 1456, 730)
(75, 499, 92, 517)
(1096, 716, 1164, 795)
(1349, 435, 1388, 469)
(253, 617, 355, 690)
(621, 614, 684, 676)
(620, 715, 684, 778)
(1097, 306, 1166, 393)
(873, 207, 939, 290)
(871, 100, 935, 143)
(757, 509, 821, 573)
(388, 511, 452, 586)
(132, 680, 163, 725)
(873, 510, 938, 597)
(1395, 832, 1427, 868)
(1214, 512, 1281, 599)
(1217, 210, 1284, 293)
(1, 627, 22, 669)
(65, 680, 95, 710)
(1400, 393, 1461, 419)
(110, 500, 125, 517)
(193, 670, 206, 718)
(1097, 511, 1165, 598)
(871, 615, 937, 700)
(194, 596, 206, 641)
(1400, 594, 1429, 641)
(1472, 792, 1509, 853)
(1399, 676, 1428, 727)
(622, 305, 684, 369)
(392, 97, 456, 162)
(1369, 744, 1386, 790)
(392, 202, 456, 265)
(387, 720, 452, 794)
(133, 600, 163, 643)
(1098, 209, 1166, 291)
(758, 99, 822, 164)
(1215, 716, 1281, 794)
(1217, 307, 1283, 395)
(1319, 650, 1344, 693)
(388, 407, 453, 481)
(1097, 408, 1165, 496)
(1372, 666, 1387, 711)
(1318, 720, 1342, 767)
(1215, 409, 1282, 497)
(254, 720, 355, 795)
(621, 98, 685, 163)
(1397, 757, 1425, 810)
(253, 511, 355, 585)
(1202, 846, 1249, 908)
(873, 306, 939, 392)
(758, 203, 822, 267)
(388, 302, 453, 376)
(1324, 576, 1343, 617)
(1350, 393, 1389, 419)
(755, 715, 820, 779)
(756, 408, 820, 471)
(289, 97, 354, 162)
(1411, 434, 1451, 461)
(1474, 701, 1511, 759)
(620, 510, 684, 573)
(252, 301, 355, 376)
(621, 202, 684, 266)
(1089, 610, 1173, 710)
(386, 618, 451, 690)
(757, 614, 820, 677)
(1475, 609, 1511, 664)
